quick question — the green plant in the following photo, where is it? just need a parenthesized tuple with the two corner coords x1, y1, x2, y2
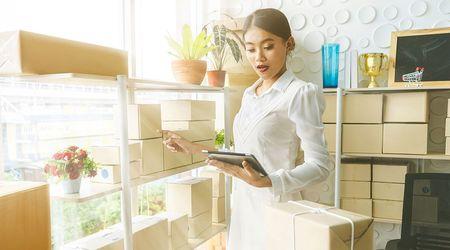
(215, 129, 234, 148)
(166, 24, 215, 60)
(207, 24, 244, 71)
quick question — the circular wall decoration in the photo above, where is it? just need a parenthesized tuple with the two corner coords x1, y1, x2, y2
(383, 5, 398, 20)
(359, 37, 370, 48)
(291, 57, 305, 73)
(400, 18, 414, 30)
(374, 230, 380, 239)
(430, 96, 447, 116)
(326, 26, 338, 38)
(373, 24, 397, 48)
(358, 5, 377, 24)
(410, 0, 428, 17)
(262, 0, 283, 9)
(307, 0, 323, 7)
(251, 0, 263, 10)
(309, 60, 322, 73)
(303, 31, 325, 53)
(429, 127, 445, 145)
(292, 0, 303, 5)
(321, 183, 329, 192)
(434, 19, 450, 28)
(291, 14, 307, 30)
(335, 9, 351, 24)
(313, 14, 326, 27)
(380, 223, 395, 232)
(335, 35, 351, 53)
(439, 0, 450, 14)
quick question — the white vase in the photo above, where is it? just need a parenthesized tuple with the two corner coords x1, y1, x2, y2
(61, 177, 82, 194)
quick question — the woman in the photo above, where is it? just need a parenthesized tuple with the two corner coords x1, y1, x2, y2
(163, 8, 332, 250)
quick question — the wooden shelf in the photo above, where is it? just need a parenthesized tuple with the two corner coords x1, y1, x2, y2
(51, 162, 207, 203)
(374, 218, 402, 224)
(321, 86, 450, 94)
(340, 153, 450, 160)
(188, 223, 227, 249)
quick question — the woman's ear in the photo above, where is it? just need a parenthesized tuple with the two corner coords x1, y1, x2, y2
(286, 36, 296, 54)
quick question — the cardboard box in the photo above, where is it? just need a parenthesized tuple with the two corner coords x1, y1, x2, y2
(161, 100, 215, 121)
(166, 177, 212, 217)
(412, 196, 439, 223)
(323, 94, 337, 123)
(324, 123, 337, 152)
(446, 118, 450, 136)
(127, 104, 161, 140)
(383, 124, 428, 154)
(188, 210, 212, 238)
(372, 164, 408, 183)
(372, 182, 404, 201)
(342, 124, 382, 154)
(0, 182, 50, 250)
(199, 168, 225, 197)
(163, 147, 192, 170)
(383, 92, 428, 123)
(213, 197, 225, 223)
(139, 138, 164, 175)
(341, 198, 372, 217)
(343, 94, 383, 123)
(192, 140, 215, 163)
(92, 160, 141, 184)
(340, 163, 371, 182)
(446, 137, 450, 155)
(373, 200, 403, 220)
(448, 99, 450, 117)
(0, 30, 128, 76)
(162, 120, 215, 142)
(265, 200, 374, 250)
(156, 212, 188, 250)
(340, 181, 371, 199)
(90, 142, 141, 165)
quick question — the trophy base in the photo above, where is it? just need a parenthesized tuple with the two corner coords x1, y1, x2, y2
(368, 81, 378, 88)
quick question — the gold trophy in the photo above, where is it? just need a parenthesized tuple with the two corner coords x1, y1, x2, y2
(359, 53, 388, 88)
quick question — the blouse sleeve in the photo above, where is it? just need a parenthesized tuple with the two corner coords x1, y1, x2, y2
(268, 82, 333, 197)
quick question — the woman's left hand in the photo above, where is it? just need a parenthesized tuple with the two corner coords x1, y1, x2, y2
(205, 159, 272, 188)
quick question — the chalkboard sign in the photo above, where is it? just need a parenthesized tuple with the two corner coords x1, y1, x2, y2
(388, 27, 450, 87)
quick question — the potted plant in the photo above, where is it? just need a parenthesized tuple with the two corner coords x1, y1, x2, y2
(215, 129, 234, 149)
(166, 24, 215, 84)
(44, 145, 98, 194)
(206, 23, 244, 87)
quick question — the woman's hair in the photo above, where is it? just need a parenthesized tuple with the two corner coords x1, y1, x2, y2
(243, 8, 292, 41)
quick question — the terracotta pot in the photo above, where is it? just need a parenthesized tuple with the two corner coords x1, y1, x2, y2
(171, 60, 207, 84)
(207, 70, 226, 87)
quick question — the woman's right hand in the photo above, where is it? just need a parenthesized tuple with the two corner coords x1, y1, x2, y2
(162, 130, 196, 154)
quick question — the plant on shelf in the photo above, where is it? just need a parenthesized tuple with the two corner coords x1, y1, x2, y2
(166, 24, 215, 85)
(44, 145, 98, 194)
(215, 129, 234, 149)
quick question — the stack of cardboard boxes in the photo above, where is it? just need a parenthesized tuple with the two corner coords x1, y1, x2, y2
(323, 94, 337, 153)
(156, 212, 189, 250)
(200, 168, 226, 223)
(340, 162, 372, 217)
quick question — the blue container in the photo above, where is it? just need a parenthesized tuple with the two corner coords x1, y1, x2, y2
(322, 43, 340, 88)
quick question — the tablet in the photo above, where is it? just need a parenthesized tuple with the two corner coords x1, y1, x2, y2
(202, 150, 268, 176)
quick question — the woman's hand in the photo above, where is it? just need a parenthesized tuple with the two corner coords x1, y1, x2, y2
(162, 131, 196, 154)
(206, 159, 272, 188)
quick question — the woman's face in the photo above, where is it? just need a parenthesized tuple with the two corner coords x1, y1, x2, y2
(244, 26, 291, 81)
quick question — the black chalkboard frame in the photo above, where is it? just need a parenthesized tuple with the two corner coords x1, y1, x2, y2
(388, 27, 450, 88)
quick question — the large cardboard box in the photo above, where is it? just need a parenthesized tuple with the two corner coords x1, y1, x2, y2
(0, 30, 128, 76)
(0, 182, 50, 250)
(265, 200, 374, 250)
(373, 200, 403, 220)
(212, 196, 225, 223)
(156, 212, 188, 250)
(161, 100, 215, 121)
(199, 168, 225, 197)
(92, 160, 141, 184)
(383, 124, 428, 154)
(340, 181, 371, 199)
(342, 124, 382, 154)
(341, 198, 372, 217)
(127, 104, 161, 140)
(163, 147, 192, 170)
(139, 138, 164, 175)
(372, 182, 404, 201)
(372, 164, 408, 183)
(90, 143, 141, 165)
(166, 177, 212, 217)
(324, 123, 337, 152)
(162, 120, 215, 142)
(412, 196, 439, 223)
(323, 94, 337, 123)
(343, 94, 383, 123)
(192, 140, 215, 163)
(188, 210, 212, 238)
(340, 163, 371, 182)
(383, 92, 428, 123)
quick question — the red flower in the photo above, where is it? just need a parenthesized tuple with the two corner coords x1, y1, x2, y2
(68, 145, 79, 152)
(88, 170, 97, 178)
(53, 152, 64, 160)
(44, 164, 50, 174)
(69, 171, 80, 180)
(78, 149, 87, 159)
(64, 151, 74, 160)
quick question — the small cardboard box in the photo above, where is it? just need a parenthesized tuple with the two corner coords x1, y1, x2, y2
(156, 212, 188, 250)
(199, 168, 225, 197)
(212, 196, 225, 223)
(342, 124, 382, 154)
(192, 140, 215, 163)
(265, 200, 374, 250)
(163, 147, 192, 170)
(372, 182, 404, 201)
(324, 123, 337, 152)
(373, 200, 403, 220)
(188, 210, 212, 238)
(342, 94, 383, 123)
(412, 195, 439, 223)
(383, 124, 428, 154)
(341, 198, 372, 217)
(90, 142, 141, 165)
(383, 92, 428, 123)
(340, 163, 371, 182)
(0, 30, 128, 76)
(127, 104, 162, 140)
(92, 160, 141, 184)
(166, 177, 212, 217)
(323, 94, 337, 123)
(161, 100, 215, 121)
(340, 181, 371, 199)
(372, 164, 408, 183)
(138, 138, 163, 175)
(162, 120, 215, 142)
